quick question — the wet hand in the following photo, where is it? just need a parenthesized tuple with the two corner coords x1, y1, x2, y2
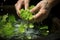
(15, 0, 29, 16)
(30, 1, 51, 22)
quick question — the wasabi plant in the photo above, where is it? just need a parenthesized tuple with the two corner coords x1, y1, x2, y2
(19, 9, 33, 20)
(19, 5, 35, 21)
(0, 5, 49, 40)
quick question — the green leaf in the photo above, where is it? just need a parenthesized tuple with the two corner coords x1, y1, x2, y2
(18, 26, 25, 33)
(29, 5, 35, 10)
(27, 36, 32, 39)
(29, 23, 34, 28)
(19, 9, 33, 21)
(8, 15, 16, 23)
(40, 26, 48, 29)
(1, 14, 8, 22)
(2, 22, 14, 36)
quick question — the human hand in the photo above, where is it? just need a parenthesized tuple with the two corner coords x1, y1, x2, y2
(30, 1, 52, 22)
(15, 0, 29, 16)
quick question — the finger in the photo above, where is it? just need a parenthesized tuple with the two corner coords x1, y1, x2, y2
(33, 8, 48, 22)
(15, 0, 23, 16)
(24, 0, 29, 10)
(30, 2, 41, 13)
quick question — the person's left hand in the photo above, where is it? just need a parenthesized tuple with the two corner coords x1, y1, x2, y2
(30, 1, 51, 22)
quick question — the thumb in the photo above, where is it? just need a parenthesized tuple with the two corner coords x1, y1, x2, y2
(30, 2, 41, 13)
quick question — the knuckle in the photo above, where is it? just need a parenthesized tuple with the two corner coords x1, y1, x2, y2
(40, 9, 46, 13)
(20, 0, 24, 2)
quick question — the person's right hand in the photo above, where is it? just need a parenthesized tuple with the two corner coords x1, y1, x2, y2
(15, 0, 29, 16)
(30, 1, 51, 22)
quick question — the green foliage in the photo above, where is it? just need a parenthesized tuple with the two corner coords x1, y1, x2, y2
(29, 23, 34, 28)
(2, 22, 14, 37)
(19, 5, 35, 21)
(29, 5, 35, 10)
(18, 23, 26, 33)
(20, 9, 33, 20)
(40, 26, 48, 29)
(8, 15, 16, 23)
(0, 14, 8, 28)
(39, 26, 49, 36)
(0, 14, 49, 40)
(19, 5, 49, 36)
(0, 14, 15, 37)
(0, 5, 49, 40)
(27, 35, 32, 39)
(0, 14, 34, 39)
(1, 14, 8, 22)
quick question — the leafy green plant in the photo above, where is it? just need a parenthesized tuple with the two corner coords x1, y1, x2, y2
(0, 14, 34, 39)
(19, 5, 35, 21)
(8, 15, 16, 23)
(19, 9, 33, 20)
(39, 26, 49, 36)
(0, 5, 49, 40)
(29, 5, 35, 10)
(2, 22, 14, 37)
